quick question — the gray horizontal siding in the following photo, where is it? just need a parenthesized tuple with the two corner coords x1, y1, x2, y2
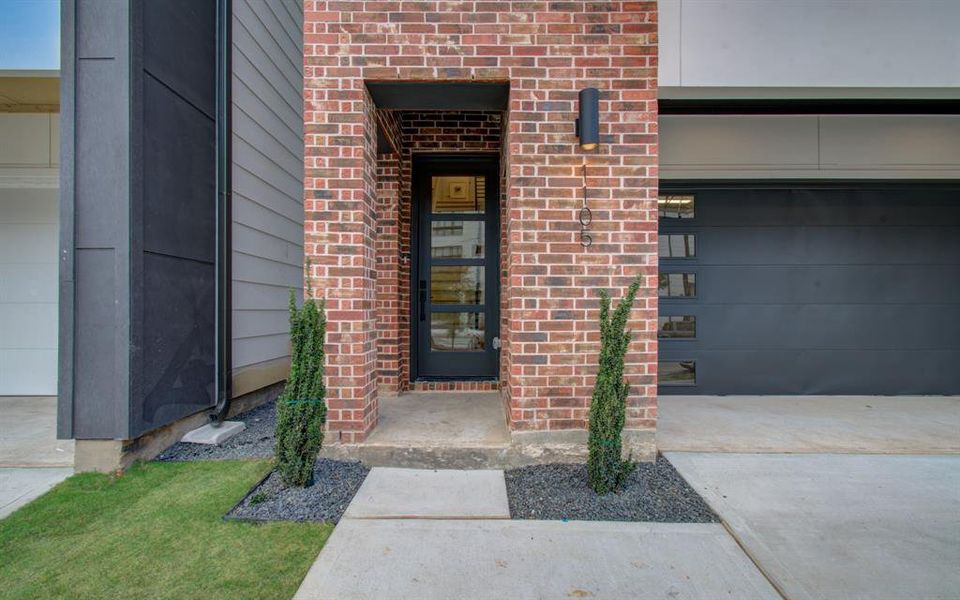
(231, 0, 303, 383)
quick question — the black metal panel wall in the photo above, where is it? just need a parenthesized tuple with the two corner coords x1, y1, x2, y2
(61, 0, 225, 440)
(60, 0, 134, 439)
(133, 0, 218, 435)
(659, 186, 960, 395)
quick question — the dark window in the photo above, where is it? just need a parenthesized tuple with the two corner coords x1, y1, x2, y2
(432, 246, 463, 258)
(658, 316, 696, 338)
(430, 312, 485, 352)
(432, 175, 485, 213)
(660, 360, 696, 385)
(431, 221, 483, 258)
(659, 234, 696, 258)
(658, 194, 695, 219)
(431, 266, 485, 304)
(658, 273, 696, 297)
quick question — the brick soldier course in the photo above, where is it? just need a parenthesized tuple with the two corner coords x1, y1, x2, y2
(304, 1, 659, 449)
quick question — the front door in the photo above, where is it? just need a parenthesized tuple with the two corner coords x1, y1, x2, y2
(414, 156, 500, 379)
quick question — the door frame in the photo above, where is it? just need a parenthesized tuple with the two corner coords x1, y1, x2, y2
(410, 153, 501, 381)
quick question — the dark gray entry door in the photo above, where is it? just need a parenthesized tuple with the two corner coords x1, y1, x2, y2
(658, 185, 960, 395)
(413, 156, 500, 379)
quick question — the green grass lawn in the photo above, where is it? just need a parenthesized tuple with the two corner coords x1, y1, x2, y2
(0, 460, 331, 600)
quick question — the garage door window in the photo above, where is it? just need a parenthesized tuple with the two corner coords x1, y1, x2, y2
(659, 273, 696, 297)
(658, 316, 696, 339)
(658, 194, 695, 219)
(659, 233, 696, 258)
(660, 360, 696, 385)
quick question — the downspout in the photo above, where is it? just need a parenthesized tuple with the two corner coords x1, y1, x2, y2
(210, 0, 232, 425)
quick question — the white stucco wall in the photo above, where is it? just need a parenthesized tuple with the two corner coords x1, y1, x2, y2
(660, 114, 960, 179)
(659, 0, 960, 94)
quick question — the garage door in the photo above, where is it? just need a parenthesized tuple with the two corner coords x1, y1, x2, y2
(657, 186, 960, 395)
(0, 187, 58, 395)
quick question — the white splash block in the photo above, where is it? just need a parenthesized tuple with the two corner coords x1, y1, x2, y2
(181, 421, 245, 445)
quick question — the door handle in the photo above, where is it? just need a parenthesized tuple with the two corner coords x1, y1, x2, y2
(418, 280, 426, 322)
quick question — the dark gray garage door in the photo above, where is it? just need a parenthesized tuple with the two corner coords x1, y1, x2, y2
(658, 185, 960, 395)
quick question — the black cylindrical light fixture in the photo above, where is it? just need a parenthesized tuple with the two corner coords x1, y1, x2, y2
(576, 87, 600, 150)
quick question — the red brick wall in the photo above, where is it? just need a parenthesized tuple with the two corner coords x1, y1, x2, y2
(374, 154, 402, 392)
(304, 1, 659, 442)
(374, 111, 405, 395)
(400, 111, 503, 153)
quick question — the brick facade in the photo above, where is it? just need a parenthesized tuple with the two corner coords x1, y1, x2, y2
(304, 1, 659, 444)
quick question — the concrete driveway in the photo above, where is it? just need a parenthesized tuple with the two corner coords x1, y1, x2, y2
(658, 395, 960, 454)
(0, 396, 73, 518)
(669, 453, 960, 600)
(0, 396, 73, 467)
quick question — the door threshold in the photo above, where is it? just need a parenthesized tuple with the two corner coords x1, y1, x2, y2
(411, 380, 500, 392)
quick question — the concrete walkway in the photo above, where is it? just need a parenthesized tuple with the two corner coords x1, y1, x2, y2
(669, 453, 960, 600)
(343, 468, 510, 519)
(658, 395, 960, 454)
(293, 467, 779, 600)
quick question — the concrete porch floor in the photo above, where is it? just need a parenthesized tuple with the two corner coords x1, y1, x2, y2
(657, 395, 960, 454)
(322, 392, 515, 469)
(366, 392, 510, 448)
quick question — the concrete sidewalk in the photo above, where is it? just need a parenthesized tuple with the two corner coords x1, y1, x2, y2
(293, 467, 779, 600)
(295, 519, 779, 600)
(0, 467, 72, 519)
(669, 452, 960, 600)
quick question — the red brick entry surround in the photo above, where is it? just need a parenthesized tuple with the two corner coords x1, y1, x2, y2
(304, 1, 659, 447)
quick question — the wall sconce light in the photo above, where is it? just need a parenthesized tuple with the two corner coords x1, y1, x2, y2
(575, 87, 600, 150)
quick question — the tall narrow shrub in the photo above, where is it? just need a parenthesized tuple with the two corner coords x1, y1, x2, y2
(587, 276, 642, 494)
(275, 288, 327, 487)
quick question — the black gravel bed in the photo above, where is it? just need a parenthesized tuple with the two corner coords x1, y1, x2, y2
(505, 455, 718, 523)
(157, 400, 277, 461)
(226, 458, 369, 524)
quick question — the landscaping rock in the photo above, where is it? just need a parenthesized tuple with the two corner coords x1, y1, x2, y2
(227, 458, 369, 524)
(158, 401, 277, 461)
(505, 456, 718, 523)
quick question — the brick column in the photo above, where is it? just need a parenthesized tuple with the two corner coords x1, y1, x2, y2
(304, 78, 379, 442)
